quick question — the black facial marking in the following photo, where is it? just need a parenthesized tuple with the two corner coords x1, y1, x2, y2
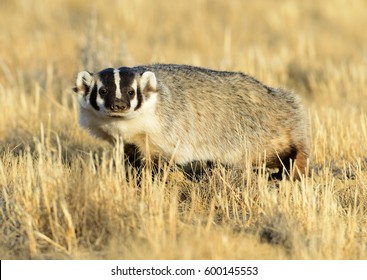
(94, 67, 138, 113)
(98, 68, 116, 96)
(135, 86, 143, 111)
(90, 85, 99, 111)
(97, 68, 119, 111)
(118, 67, 136, 100)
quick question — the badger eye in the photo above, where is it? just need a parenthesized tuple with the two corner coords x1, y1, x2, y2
(128, 90, 135, 97)
(99, 88, 108, 97)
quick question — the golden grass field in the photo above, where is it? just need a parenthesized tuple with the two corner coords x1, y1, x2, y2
(0, 0, 367, 259)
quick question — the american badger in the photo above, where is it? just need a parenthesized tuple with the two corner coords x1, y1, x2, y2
(74, 64, 310, 179)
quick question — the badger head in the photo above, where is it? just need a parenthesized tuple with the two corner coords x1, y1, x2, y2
(74, 67, 157, 119)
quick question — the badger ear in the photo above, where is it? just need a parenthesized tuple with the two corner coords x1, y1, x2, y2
(74, 71, 94, 94)
(140, 71, 157, 95)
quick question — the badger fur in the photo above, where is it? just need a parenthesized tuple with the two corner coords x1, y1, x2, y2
(74, 64, 310, 179)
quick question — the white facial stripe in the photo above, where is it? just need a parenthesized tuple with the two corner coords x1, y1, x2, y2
(131, 79, 137, 92)
(114, 68, 122, 99)
(96, 80, 105, 109)
(130, 79, 138, 110)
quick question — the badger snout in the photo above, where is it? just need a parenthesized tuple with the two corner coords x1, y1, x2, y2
(110, 99, 128, 112)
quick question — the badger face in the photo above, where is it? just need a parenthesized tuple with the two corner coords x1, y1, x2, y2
(74, 67, 157, 119)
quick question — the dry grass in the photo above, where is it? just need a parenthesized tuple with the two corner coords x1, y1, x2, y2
(1, 0, 367, 259)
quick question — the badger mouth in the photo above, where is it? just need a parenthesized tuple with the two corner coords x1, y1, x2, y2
(106, 112, 126, 118)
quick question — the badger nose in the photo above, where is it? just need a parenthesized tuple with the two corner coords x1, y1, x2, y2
(110, 100, 127, 111)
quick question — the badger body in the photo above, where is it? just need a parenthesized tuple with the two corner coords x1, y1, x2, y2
(74, 64, 310, 179)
